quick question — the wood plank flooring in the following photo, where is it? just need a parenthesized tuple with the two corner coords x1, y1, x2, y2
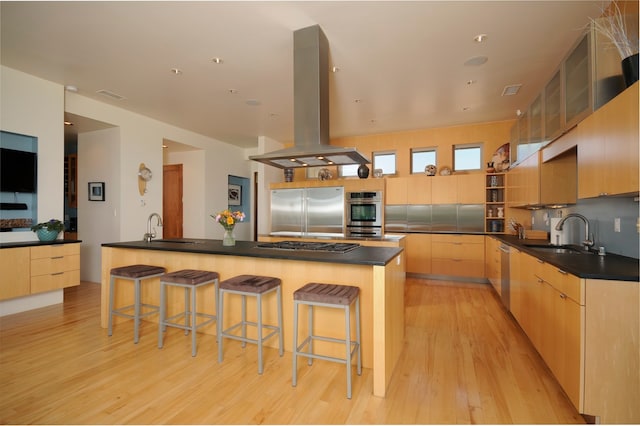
(0, 278, 585, 424)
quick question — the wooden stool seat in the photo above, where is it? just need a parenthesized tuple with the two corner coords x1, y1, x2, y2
(108, 264, 167, 344)
(158, 269, 219, 357)
(218, 275, 283, 374)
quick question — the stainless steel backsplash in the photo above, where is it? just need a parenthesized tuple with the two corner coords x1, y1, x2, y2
(385, 204, 484, 233)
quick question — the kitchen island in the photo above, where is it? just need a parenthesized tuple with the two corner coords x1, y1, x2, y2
(101, 238, 405, 397)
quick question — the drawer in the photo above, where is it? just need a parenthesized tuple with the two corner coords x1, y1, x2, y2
(31, 254, 80, 276)
(538, 262, 583, 304)
(30, 269, 80, 293)
(432, 241, 484, 261)
(431, 234, 484, 245)
(31, 243, 80, 259)
(432, 259, 485, 278)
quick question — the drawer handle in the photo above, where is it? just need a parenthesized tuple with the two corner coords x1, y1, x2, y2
(536, 259, 544, 264)
(559, 293, 567, 299)
(557, 269, 568, 275)
(51, 272, 64, 276)
(452, 242, 462, 245)
(51, 256, 64, 260)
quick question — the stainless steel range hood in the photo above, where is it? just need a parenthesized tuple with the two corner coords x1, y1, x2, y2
(250, 25, 370, 169)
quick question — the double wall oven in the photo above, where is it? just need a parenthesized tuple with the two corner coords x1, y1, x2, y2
(346, 191, 382, 238)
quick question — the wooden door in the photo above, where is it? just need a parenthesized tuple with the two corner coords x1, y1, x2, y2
(163, 164, 183, 239)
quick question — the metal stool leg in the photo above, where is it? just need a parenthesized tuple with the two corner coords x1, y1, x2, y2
(345, 304, 352, 399)
(257, 293, 264, 374)
(158, 282, 166, 348)
(356, 295, 362, 375)
(292, 300, 299, 387)
(108, 275, 116, 336)
(241, 295, 247, 348)
(191, 286, 197, 356)
(277, 286, 284, 356)
(307, 305, 314, 366)
(133, 278, 141, 344)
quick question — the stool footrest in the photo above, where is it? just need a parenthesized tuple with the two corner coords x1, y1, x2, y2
(162, 312, 216, 331)
(111, 303, 159, 320)
(221, 321, 280, 345)
(295, 335, 360, 365)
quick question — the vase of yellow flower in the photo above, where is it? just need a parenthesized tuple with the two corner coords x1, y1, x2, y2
(212, 209, 245, 246)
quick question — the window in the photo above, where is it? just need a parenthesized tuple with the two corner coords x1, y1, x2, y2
(411, 148, 437, 174)
(339, 164, 359, 178)
(453, 143, 483, 171)
(373, 151, 396, 175)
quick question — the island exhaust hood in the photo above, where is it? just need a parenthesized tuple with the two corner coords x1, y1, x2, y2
(249, 25, 370, 169)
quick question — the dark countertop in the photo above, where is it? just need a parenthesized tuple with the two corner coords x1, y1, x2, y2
(495, 235, 639, 282)
(102, 238, 404, 266)
(0, 239, 82, 249)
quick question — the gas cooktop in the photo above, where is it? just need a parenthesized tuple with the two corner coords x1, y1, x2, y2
(255, 241, 360, 254)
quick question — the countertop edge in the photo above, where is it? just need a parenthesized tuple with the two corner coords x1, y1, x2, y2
(0, 239, 82, 249)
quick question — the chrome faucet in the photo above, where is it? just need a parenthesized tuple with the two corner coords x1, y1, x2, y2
(144, 213, 163, 242)
(554, 213, 594, 251)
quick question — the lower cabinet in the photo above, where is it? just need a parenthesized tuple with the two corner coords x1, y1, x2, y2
(431, 234, 484, 278)
(484, 236, 501, 294)
(0, 243, 80, 301)
(405, 233, 432, 274)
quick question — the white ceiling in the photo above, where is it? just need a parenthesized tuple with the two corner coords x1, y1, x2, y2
(1, 1, 607, 149)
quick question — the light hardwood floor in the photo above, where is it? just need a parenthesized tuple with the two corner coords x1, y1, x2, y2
(0, 278, 584, 424)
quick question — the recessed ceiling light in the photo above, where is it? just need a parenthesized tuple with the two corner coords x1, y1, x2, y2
(64, 121, 73, 126)
(332, 66, 340, 73)
(228, 89, 239, 94)
(354, 99, 363, 103)
(464, 56, 488, 66)
(474, 34, 488, 43)
(211, 57, 224, 64)
(64, 85, 78, 92)
(462, 107, 471, 111)
(502, 84, 522, 96)
(170, 68, 182, 75)
(466, 80, 476, 85)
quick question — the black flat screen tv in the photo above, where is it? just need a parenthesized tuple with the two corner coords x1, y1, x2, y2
(0, 148, 37, 193)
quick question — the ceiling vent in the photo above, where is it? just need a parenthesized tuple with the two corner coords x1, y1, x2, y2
(501, 84, 522, 96)
(96, 89, 126, 101)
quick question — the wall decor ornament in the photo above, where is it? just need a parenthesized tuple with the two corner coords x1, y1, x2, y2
(88, 182, 105, 201)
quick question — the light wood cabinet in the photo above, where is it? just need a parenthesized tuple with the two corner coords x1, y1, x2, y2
(385, 176, 431, 205)
(583, 279, 640, 423)
(0, 243, 80, 301)
(0, 247, 31, 300)
(577, 82, 639, 198)
(506, 151, 541, 208)
(430, 175, 458, 204)
(484, 236, 501, 294)
(405, 233, 431, 274)
(456, 174, 484, 204)
(431, 234, 484, 278)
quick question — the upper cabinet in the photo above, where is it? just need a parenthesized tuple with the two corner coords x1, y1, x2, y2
(510, 25, 625, 166)
(577, 83, 639, 199)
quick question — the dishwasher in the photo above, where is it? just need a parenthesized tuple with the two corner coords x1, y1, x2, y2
(499, 243, 510, 310)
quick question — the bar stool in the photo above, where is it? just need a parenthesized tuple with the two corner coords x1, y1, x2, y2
(292, 282, 362, 399)
(108, 264, 166, 343)
(217, 275, 283, 374)
(157, 269, 219, 357)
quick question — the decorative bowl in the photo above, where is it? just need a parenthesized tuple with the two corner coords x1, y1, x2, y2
(36, 229, 60, 241)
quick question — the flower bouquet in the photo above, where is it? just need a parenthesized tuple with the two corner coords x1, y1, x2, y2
(211, 210, 245, 246)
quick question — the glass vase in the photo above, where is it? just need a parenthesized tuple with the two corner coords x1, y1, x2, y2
(222, 228, 235, 246)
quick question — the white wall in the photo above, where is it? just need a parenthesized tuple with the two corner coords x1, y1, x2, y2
(0, 66, 64, 243)
(78, 127, 120, 283)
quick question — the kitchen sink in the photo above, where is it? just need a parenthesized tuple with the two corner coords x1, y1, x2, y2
(523, 243, 593, 255)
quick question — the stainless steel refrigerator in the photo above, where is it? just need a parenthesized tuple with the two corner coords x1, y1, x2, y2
(270, 187, 345, 237)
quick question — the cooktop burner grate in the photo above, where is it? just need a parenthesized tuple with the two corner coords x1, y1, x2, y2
(255, 241, 360, 254)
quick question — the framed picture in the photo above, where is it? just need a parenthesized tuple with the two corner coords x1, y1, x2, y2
(88, 182, 105, 201)
(228, 184, 241, 206)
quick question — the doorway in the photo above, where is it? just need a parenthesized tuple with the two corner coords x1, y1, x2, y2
(163, 164, 183, 239)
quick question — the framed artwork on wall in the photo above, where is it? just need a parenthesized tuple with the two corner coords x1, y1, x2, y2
(228, 184, 241, 206)
(88, 182, 105, 201)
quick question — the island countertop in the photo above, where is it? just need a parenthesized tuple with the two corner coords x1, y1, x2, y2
(102, 238, 403, 266)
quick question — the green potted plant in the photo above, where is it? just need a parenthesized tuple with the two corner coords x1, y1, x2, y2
(31, 219, 64, 241)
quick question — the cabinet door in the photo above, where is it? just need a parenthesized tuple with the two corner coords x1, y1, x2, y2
(576, 109, 605, 198)
(521, 152, 541, 206)
(509, 249, 523, 320)
(405, 233, 431, 274)
(602, 83, 639, 196)
(456, 174, 484, 204)
(385, 177, 408, 205)
(406, 176, 432, 204)
(564, 34, 591, 128)
(431, 176, 457, 204)
(484, 236, 501, 293)
(0, 247, 30, 300)
(545, 69, 563, 141)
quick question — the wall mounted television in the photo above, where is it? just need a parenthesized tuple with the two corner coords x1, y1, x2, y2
(0, 148, 37, 193)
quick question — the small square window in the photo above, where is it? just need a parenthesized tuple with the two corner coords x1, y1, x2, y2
(453, 143, 483, 171)
(373, 151, 396, 175)
(339, 164, 359, 177)
(411, 148, 437, 174)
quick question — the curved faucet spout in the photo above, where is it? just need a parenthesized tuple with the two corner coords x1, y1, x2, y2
(144, 213, 163, 242)
(555, 213, 593, 250)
